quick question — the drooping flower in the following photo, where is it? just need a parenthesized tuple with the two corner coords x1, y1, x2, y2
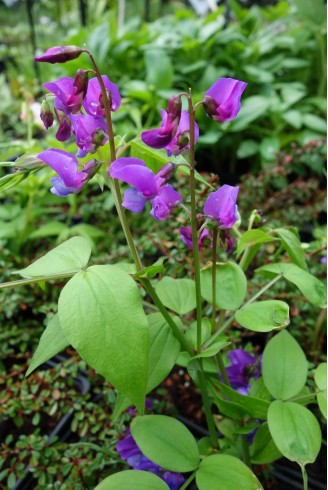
(54, 100, 71, 141)
(116, 430, 185, 490)
(69, 114, 108, 157)
(203, 78, 247, 123)
(40, 99, 54, 129)
(109, 158, 182, 220)
(159, 110, 199, 156)
(34, 45, 84, 64)
(225, 349, 262, 395)
(44, 76, 86, 114)
(141, 96, 182, 149)
(204, 184, 239, 229)
(37, 149, 99, 196)
(83, 76, 121, 117)
(180, 226, 211, 251)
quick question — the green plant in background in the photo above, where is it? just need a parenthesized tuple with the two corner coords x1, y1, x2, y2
(0, 39, 325, 490)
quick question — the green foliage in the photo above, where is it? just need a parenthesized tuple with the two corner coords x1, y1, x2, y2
(235, 300, 290, 332)
(95, 470, 170, 490)
(155, 277, 196, 314)
(58, 265, 150, 411)
(250, 423, 282, 464)
(131, 415, 200, 472)
(262, 330, 308, 400)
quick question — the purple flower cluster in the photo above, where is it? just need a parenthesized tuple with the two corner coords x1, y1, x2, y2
(116, 430, 185, 490)
(35, 45, 246, 237)
(225, 349, 262, 395)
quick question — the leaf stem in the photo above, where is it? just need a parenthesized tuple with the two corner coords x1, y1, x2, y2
(301, 465, 308, 490)
(211, 227, 218, 328)
(179, 471, 197, 490)
(0, 272, 76, 289)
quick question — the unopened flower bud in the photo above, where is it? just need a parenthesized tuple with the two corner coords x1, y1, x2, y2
(91, 128, 106, 148)
(35, 45, 84, 64)
(81, 159, 101, 180)
(73, 69, 89, 99)
(15, 154, 46, 171)
(156, 162, 176, 186)
(167, 95, 182, 124)
(203, 95, 219, 119)
(40, 99, 54, 129)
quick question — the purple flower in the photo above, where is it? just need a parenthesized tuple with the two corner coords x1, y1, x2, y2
(203, 78, 247, 123)
(116, 431, 185, 490)
(54, 102, 72, 141)
(141, 96, 182, 149)
(204, 185, 239, 229)
(35, 45, 84, 64)
(37, 149, 98, 197)
(44, 76, 85, 114)
(180, 226, 211, 251)
(226, 349, 261, 395)
(159, 110, 199, 156)
(69, 114, 108, 156)
(109, 158, 182, 221)
(40, 99, 54, 129)
(83, 76, 121, 117)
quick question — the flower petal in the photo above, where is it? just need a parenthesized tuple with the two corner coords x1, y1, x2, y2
(38, 149, 79, 187)
(122, 188, 147, 213)
(204, 184, 239, 229)
(110, 157, 157, 198)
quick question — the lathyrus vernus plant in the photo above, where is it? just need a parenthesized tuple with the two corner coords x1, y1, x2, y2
(0, 45, 326, 490)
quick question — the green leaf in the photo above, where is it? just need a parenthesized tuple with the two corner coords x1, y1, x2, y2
(196, 454, 263, 490)
(200, 262, 247, 310)
(94, 470, 170, 490)
(145, 49, 174, 90)
(256, 263, 327, 308)
(262, 330, 308, 400)
(133, 258, 165, 279)
(259, 137, 280, 162)
(191, 336, 230, 359)
(235, 300, 290, 332)
(250, 423, 282, 464)
(230, 96, 271, 132)
(131, 415, 200, 472)
(58, 265, 149, 411)
(27, 222, 67, 239)
(26, 315, 69, 376)
(302, 114, 327, 133)
(0, 172, 26, 192)
(213, 380, 270, 419)
(147, 313, 180, 392)
(268, 401, 322, 465)
(112, 392, 131, 422)
(237, 140, 259, 159)
(282, 110, 302, 129)
(314, 363, 327, 419)
(18, 237, 92, 278)
(155, 277, 196, 314)
(274, 228, 308, 270)
(294, 0, 326, 26)
(237, 230, 278, 257)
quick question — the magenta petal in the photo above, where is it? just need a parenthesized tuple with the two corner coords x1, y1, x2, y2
(35, 46, 83, 64)
(70, 114, 107, 153)
(204, 184, 239, 229)
(150, 185, 182, 220)
(180, 226, 193, 250)
(37, 149, 79, 188)
(205, 78, 247, 122)
(83, 76, 121, 116)
(110, 157, 157, 198)
(141, 126, 175, 149)
(122, 188, 147, 213)
(165, 110, 199, 156)
(44, 77, 74, 103)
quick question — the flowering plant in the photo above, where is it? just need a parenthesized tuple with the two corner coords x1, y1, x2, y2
(1, 45, 326, 490)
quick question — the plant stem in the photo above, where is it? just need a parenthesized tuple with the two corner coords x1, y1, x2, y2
(179, 471, 197, 490)
(211, 227, 218, 328)
(0, 272, 76, 290)
(86, 50, 193, 354)
(241, 434, 251, 468)
(187, 90, 218, 448)
(216, 352, 230, 386)
(203, 274, 283, 349)
(301, 465, 308, 490)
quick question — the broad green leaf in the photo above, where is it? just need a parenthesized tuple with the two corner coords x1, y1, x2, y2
(133, 258, 165, 279)
(27, 222, 68, 239)
(268, 401, 322, 465)
(214, 380, 270, 419)
(155, 277, 196, 314)
(26, 315, 69, 376)
(274, 228, 307, 270)
(147, 313, 180, 392)
(302, 114, 327, 133)
(237, 140, 259, 159)
(145, 49, 174, 90)
(262, 330, 308, 400)
(230, 96, 271, 132)
(196, 454, 263, 490)
(256, 263, 326, 308)
(185, 318, 212, 350)
(200, 262, 247, 310)
(250, 423, 282, 464)
(131, 415, 200, 472)
(282, 110, 302, 129)
(58, 265, 149, 411)
(18, 237, 92, 278)
(213, 393, 249, 420)
(94, 470, 169, 490)
(314, 363, 327, 419)
(235, 300, 290, 332)
(259, 137, 280, 162)
(237, 230, 278, 257)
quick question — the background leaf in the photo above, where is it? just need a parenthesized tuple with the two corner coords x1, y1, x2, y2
(95, 470, 170, 490)
(155, 277, 196, 314)
(235, 300, 290, 332)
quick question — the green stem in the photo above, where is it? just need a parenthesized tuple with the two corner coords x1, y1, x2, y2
(216, 352, 230, 386)
(203, 274, 283, 349)
(198, 367, 218, 448)
(0, 272, 76, 290)
(241, 434, 251, 468)
(211, 227, 218, 329)
(288, 393, 318, 403)
(179, 471, 197, 490)
(85, 50, 193, 355)
(301, 465, 308, 490)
